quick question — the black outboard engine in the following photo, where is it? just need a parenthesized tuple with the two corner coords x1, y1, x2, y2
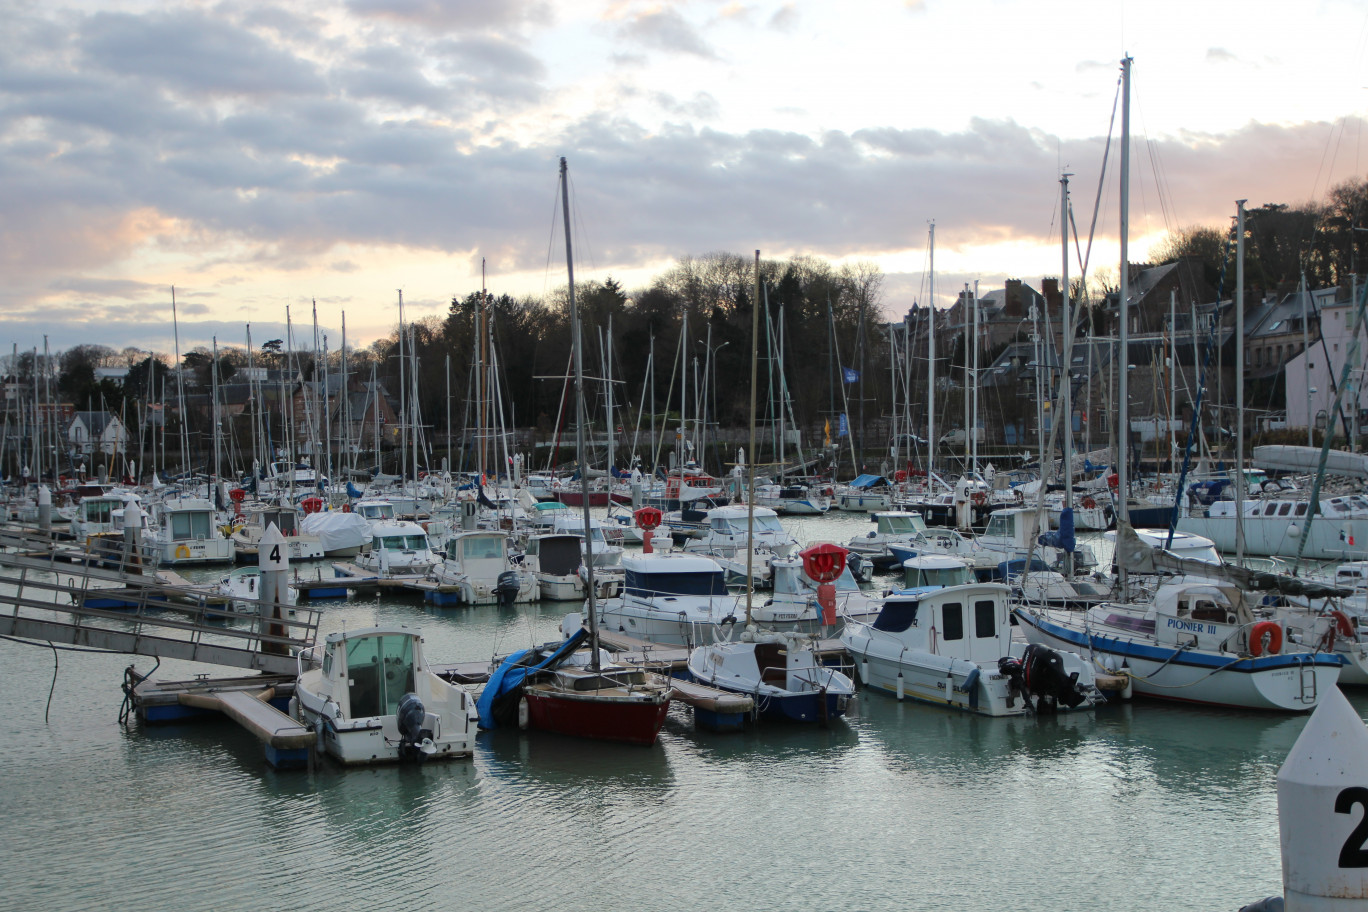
(494, 570, 522, 609)
(396, 692, 435, 761)
(998, 644, 1088, 712)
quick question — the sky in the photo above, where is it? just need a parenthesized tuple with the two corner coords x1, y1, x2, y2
(3, 0, 1368, 360)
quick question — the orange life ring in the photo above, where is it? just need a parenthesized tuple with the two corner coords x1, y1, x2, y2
(1249, 620, 1283, 657)
(1081, 496, 1097, 510)
(971, 492, 987, 506)
(342, 503, 352, 513)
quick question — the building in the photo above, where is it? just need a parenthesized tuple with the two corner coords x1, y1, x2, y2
(68, 411, 128, 457)
(1284, 285, 1367, 434)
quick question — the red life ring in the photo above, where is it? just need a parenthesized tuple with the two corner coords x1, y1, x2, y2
(1249, 620, 1283, 657)
(1081, 496, 1097, 510)
(1331, 609, 1355, 638)
(971, 492, 987, 506)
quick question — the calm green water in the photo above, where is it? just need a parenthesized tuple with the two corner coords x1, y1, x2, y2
(0, 510, 1350, 911)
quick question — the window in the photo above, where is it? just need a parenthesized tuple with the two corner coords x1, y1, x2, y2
(974, 600, 996, 638)
(941, 602, 964, 641)
(1278, 503, 1292, 516)
(1295, 503, 1308, 516)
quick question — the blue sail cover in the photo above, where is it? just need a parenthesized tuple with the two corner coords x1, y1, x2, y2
(345, 481, 363, 499)
(476, 628, 590, 729)
(849, 474, 887, 489)
(1036, 507, 1076, 553)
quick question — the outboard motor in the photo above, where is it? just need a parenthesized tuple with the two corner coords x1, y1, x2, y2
(847, 552, 872, 585)
(494, 570, 522, 609)
(396, 692, 436, 761)
(998, 644, 1088, 712)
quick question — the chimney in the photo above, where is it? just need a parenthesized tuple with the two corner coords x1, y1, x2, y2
(1041, 277, 1061, 314)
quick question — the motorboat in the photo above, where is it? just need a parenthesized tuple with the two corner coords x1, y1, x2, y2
(524, 533, 622, 601)
(842, 582, 1100, 716)
(687, 628, 856, 723)
(229, 500, 324, 561)
(761, 553, 882, 631)
(298, 508, 371, 558)
(429, 530, 536, 606)
(846, 511, 930, 570)
(216, 568, 298, 613)
(754, 481, 831, 515)
(834, 474, 894, 512)
(147, 496, 236, 565)
(292, 625, 479, 764)
(352, 519, 438, 577)
(682, 504, 798, 587)
(595, 552, 743, 646)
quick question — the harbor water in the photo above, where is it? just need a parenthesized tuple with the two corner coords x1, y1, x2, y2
(0, 509, 1351, 911)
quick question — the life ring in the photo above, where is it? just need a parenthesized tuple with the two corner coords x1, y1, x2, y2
(174, 544, 190, 560)
(1081, 496, 1097, 510)
(972, 492, 987, 506)
(342, 503, 352, 513)
(1331, 609, 1355, 638)
(1249, 620, 1283, 657)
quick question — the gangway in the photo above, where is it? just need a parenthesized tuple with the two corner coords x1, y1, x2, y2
(0, 528, 318, 675)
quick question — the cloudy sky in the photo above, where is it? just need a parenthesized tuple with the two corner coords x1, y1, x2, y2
(3, 0, 1367, 358)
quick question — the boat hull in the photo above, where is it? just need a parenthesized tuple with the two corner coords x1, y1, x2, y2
(1014, 609, 1340, 712)
(522, 689, 670, 745)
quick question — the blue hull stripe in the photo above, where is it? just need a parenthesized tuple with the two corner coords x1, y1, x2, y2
(1016, 610, 1342, 672)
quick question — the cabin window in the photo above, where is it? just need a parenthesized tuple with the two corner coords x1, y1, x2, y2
(345, 634, 415, 719)
(1295, 503, 1308, 516)
(383, 535, 428, 551)
(85, 501, 115, 524)
(462, 536, 505, 560)
(974, 600, 996, 638)
(322, 646, 334, 677)
(941, 603, 964, 641)
(170, 510, 211, 541)
(1278, 503, 1292, 516)
(872, 600, 919, 633)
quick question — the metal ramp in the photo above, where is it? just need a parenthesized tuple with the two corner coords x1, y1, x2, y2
(0, 528, 319, 675)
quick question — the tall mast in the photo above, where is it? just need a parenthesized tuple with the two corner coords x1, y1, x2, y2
(397, 289, 406, 481)
(172, 286, 189, 478)
(1235, 199, 1247, 563)
(927, 222, 936, 480)
(1117, 56, 1132, 597)
(560, 157, 600, 671)
(1060, 173, 1074, 576)
(746, 250, 760, 624)
(971, 280, 980, 474)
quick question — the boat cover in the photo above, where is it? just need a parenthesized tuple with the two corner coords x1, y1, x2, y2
(476, 628, 590, 729)
(849, 474, 888, 489)
(300, 510, 372, 553)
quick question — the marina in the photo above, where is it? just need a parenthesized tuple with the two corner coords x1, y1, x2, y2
(0, 505, 1361, 910)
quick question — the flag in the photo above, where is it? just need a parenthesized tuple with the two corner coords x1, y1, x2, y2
(842, 367, 860, 383)
(824, 419, 831, 447)
(838, 413, 849, 438)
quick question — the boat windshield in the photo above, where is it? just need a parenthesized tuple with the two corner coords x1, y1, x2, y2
(625, 570, 729, 597)
(872, 600, 919, 633)
(459, 536, 504, 560)
(754, 515, 785, 533)
(344, 634, 415, 719)
(170, 510, 212, 541)
(880, 515, 919, 535)
(381, 535, 428, 551)
(361, 503, 396, 520)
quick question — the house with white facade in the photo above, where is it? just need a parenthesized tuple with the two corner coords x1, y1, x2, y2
(68, 411, 128, 457)
(1284, 285, 1368, 436)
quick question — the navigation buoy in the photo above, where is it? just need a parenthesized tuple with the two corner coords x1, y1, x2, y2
(1276, 686, 1368, 909)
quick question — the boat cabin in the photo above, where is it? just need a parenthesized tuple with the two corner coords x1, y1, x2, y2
(355, 500, 397, 523)
(871, 511, 928, 537)
(981, 509, 1041, 549)
(526, 534, 582, 577)
(622, 554, 729, 598)
(870, 583, 1013, 664)
(902, 554, 976, 589)
(318, 627, 420, 720)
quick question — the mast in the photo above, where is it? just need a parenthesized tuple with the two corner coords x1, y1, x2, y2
(972, 280, 980, 474)
(746, 250, 760, 625)
(172, 287, 190, 479)
(1060, 173, 1074, 576)
(560, 157, 600, 672)
(927, 222, 936, 480)
(1235, 199, 1247, 563)
(397, 290, 406, 481)
(1117, 55, 1132, 597)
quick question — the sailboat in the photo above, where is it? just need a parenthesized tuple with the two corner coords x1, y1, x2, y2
(477, 158, 673, 745)
(684, 252, 857, 724)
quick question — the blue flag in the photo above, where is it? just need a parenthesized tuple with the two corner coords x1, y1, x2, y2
(842, 367, 859, 383)
(838, 413, 849, 437)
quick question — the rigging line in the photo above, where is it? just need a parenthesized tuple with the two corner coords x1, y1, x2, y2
(1079, 73, 1122, 283)
(542, 169, 564, 300)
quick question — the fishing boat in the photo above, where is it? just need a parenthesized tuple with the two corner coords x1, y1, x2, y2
(292, 625, 479, 764)
(834, 474, 894, 512)
(429, 530, 536, 606)
(230, 499, 325, 560)
(762, 553, 882, 631)
(842, 582, 1100, 716)
(682, 503, 797, 587)
(687, 628, 856, 723)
